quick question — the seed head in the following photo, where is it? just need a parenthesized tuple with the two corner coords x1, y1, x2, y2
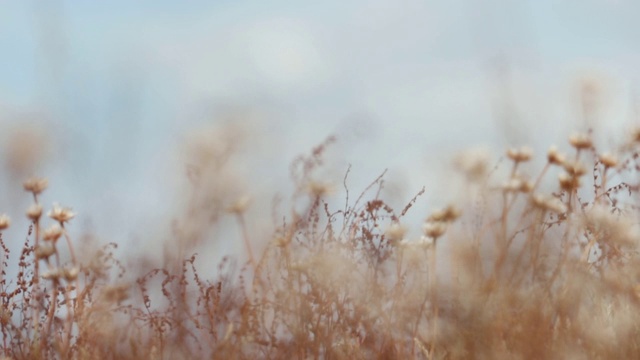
(63, 266, 80, 282)
(559, 173, 581, 191)
(428, 205, 461, 223)
(598, 153, 618, 169)
(385, 223, 407, 243)
(41, 268, 63, 281)
(506, 146, 533, 163)
(503, 177, 533, 193)
(531, 193, 567, 214)
(48, 204, 75, 224)
(26, 204, 43, 221)
(0, 215, 10, 230)
(227, 195, 252, 214)
(43, 224, 63, 242)
(569, 133, 593, 150)
(562, 161, 587, 177)
(35, 244, 56, 260)
(423, 221, 447, 239)
(23, 177, 48, 195)
(547, 146, 566, 165)
(453, 147, 490, 182)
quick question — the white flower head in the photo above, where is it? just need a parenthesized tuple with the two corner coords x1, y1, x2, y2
(48, 204, 75, 224)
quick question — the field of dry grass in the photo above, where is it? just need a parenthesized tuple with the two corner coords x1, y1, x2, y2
(2, 125, 640, 359)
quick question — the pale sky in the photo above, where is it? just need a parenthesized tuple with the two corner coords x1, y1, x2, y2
(1, 0, 639, 259)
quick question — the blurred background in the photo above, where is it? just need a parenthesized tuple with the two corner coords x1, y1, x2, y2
(1, 0, 639, 259)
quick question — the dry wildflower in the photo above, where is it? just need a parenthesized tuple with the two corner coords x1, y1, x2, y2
(531, 193, 567, 214)
(307, 181, 333, 197)
(48, 204, 75, 224)
(559, 173, 581, 191)
(569, 133, 593, 149)
(453, 147, 490, 182)
(35, 244, 55, 260)
(0, 215, 10, 230)
(41, 268, 63, 281)
(43, 224, 63, 241)
(227, 195, 252, 214)
(385, 223, 407, 243)
(423, 221, 447, 239)
(562, 161, 587, 177)
(428, 205, 461, 223)
(547, 145, 566, 165)
(506, 146, 533, 163)
(23, 177, 48, 195)
(502, 177, 533, 193)
(26, 204, 43, 221)
(598, 153, 618, 168)
(63, 266, 80, 282)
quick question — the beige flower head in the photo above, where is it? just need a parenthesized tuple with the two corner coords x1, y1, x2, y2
(23, 177, 48, 195)
(48, 204, 75, 224)
(562, 161, 587, 177)
(43, 224, 63, 242)
(26, 204, 43, 221)
(531, 193, 567, 214)
(569, 133, 593, 150)
(598, 153, 618, 169)
(41, 268, 63, 281)
(428, 205, 461, 223)
(423, 221, 447, 239)
(0, 215, 10, 230)
(453, 147, 491, 182)
(559, 173, 581, 191)
(385, 223, 407, 243)
(547, 146, 566, 165)
(503, 177, 534, 193)
(227, 195, 252, 214)
(506, 146, 533, 163)
(35, 244, 56, 260)
(63, 266, 80, 282)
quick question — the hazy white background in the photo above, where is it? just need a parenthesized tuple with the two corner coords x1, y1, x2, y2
(1, 0, 639, 259)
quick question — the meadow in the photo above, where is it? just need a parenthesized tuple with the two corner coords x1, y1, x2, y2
(1, 125, 640, 359)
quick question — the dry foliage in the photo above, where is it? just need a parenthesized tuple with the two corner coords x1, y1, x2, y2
(2, 126, 640, 359)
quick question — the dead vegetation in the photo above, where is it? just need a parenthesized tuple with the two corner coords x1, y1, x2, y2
(1, 126, 640, 359)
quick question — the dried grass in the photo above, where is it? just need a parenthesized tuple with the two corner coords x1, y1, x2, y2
(1, 124, 640, 359)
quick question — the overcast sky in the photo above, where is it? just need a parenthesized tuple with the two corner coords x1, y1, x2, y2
(1, 0, 640, 259)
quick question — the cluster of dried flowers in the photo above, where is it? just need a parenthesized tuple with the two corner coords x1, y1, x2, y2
(0, 126, 639, 359)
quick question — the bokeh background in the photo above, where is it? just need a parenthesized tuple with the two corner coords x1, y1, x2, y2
(1, 0, 639, 259)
